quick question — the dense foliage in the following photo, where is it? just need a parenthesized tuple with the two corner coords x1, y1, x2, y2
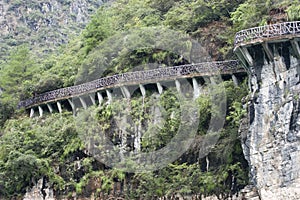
(1, 0, 299, 199)
(0, 81, 249, 199)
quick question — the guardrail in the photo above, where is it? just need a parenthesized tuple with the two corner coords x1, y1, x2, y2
(18, 60, 244, 109)
(234, 21, 300, 47)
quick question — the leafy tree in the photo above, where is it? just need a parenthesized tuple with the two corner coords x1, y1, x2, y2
(287, 3, 300, 21)
(83, 7, 115, 54)
(0, 45, 41, 127)
(231, 0, 270, 30)
(0, 45, 39, 100)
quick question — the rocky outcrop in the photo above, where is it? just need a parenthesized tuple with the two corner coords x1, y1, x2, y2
(242, 42, 300, 199)
(0, 0, 105, 60)
(23, 178, 54, 200)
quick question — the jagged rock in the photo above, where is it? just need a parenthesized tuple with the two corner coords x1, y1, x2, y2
(23, 178, 54, 200)
(241, 43, 300, 199)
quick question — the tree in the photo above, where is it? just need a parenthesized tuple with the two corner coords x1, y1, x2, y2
(0, 45, 39, 102)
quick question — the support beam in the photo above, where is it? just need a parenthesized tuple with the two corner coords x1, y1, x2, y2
(106, 90, 112, 103)
(235, 48, 249, 69)
(291, 39, 300, 59)
(38, 106, 43, 117)
(47, 104, 53, 113)
(121, 86, 131, 99)
(30, 108, 35, 118)
(57, 101, 62, 113)
(139, 84, 146, 97)
(232, 74, 239, 86)
(89, 94, 96, 105)
(262, 42, 274, 62)
(67, 99, 76, 114)
(157, 82, 163, 95)
(175, 80, 181, 94)
(79, 97, 87, 109)
(97, 92, 103, 105)
(192, 78, 200, 99)
(236, 46, 253, 67)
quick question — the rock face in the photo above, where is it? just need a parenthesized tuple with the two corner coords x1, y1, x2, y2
(23, 178, 54, 200)
(243, 42, 300, 199)
(0, 0, 105, 60)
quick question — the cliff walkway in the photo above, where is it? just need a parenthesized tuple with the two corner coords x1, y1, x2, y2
(18, 60, 245, 117)
(234, 21, 300, 67)
(19, 21, 300, 117)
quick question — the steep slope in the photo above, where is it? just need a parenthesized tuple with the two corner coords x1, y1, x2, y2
(0, 0, 104, 62)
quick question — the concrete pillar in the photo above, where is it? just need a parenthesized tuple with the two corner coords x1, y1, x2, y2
(89, 94, 96, 105)
(47, 104, 53, 113)
(106, 90, 112, 103)
(30, 108, 35, 118)
(157, 82, 163, 95)
(175, 80, 181, 94)
(139, 84, 146, 97)
(79, 97, 87, 109)
(38, 106, 43, 117)
(121, 86, 131, 99)
(232, 74, 239, 86)
(67, 99, 76, 114)
(192, 78, 200, 99)
(97, 92, 103, 105)
(57, 101, 62, 113)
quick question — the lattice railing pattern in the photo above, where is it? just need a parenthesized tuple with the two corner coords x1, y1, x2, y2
(234, 21, 300, 47)
(18, 60, 244, 109)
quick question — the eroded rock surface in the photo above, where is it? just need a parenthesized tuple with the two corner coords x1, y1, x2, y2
(243, 43, 300, 199)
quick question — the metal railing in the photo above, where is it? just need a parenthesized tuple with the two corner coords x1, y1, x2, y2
(234, 21, 300, 47)
(18, 60, 244, 109)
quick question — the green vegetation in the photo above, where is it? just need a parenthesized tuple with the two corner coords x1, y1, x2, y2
(1, 0, 299, 198)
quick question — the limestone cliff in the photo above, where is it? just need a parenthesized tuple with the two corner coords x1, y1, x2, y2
(242, 41, 300, 199)
(0, 0, 105, 61)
